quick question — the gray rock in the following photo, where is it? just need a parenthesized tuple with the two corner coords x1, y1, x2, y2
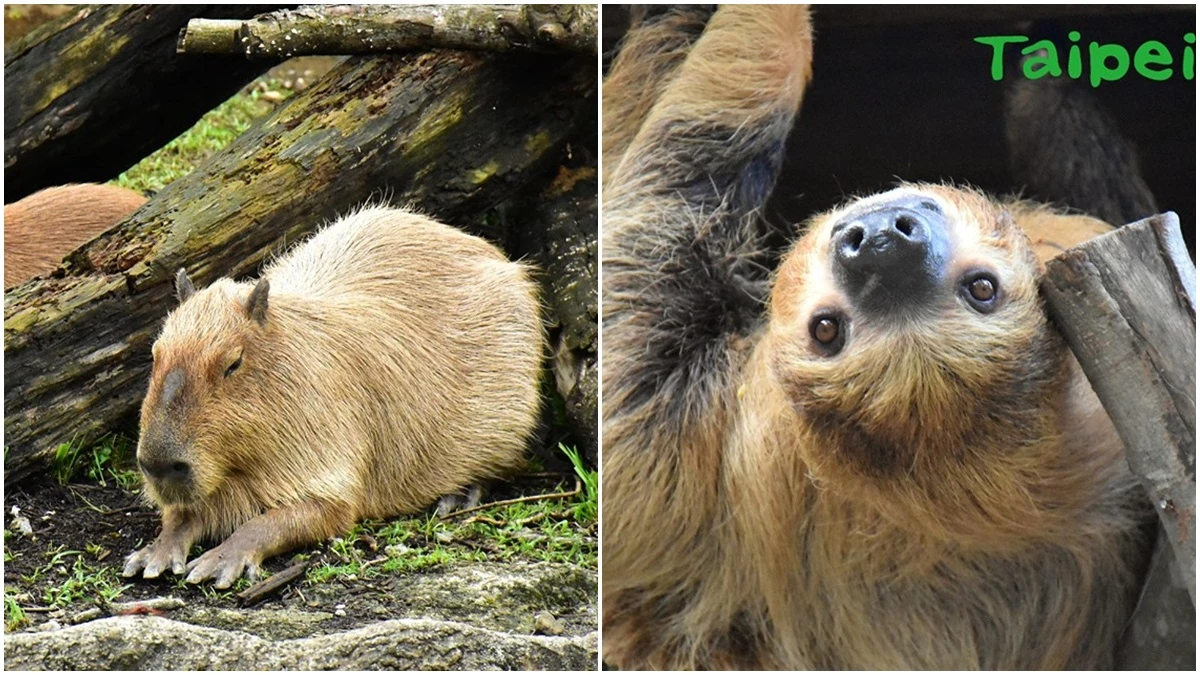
(7, 562, 597, 670)
(5, 616, 597, 670)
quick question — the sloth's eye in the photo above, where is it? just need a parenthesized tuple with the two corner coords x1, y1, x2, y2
(809, 313, 846, 355)
(814, 318, 839, 344)
(224, 355, 243, 378)
(962, 273, 1000, 312)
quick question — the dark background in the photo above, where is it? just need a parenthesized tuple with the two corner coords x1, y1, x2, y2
(604, 4, 1197, 255)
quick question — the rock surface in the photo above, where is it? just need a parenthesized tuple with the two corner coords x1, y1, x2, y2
(6, 562, 597, 670)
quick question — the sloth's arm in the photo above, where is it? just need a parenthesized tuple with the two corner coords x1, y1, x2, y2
(603, 5, 813, 455)
(1004, 73, 1158, 253)
(602, 6, 713, 186)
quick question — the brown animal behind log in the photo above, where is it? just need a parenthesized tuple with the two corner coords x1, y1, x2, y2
(4, 184, 146, 288)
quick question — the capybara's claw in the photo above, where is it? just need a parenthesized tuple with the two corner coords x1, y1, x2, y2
(184, 542, 261, 589)
(123, 540, 188, 579)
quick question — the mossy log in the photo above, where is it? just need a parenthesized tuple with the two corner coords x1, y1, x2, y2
(1042, 212, 1196, 603)
(509, 166, 598, 465)
(4, 4, 281, 202)
(3, 50, 596, 485)
(178, 4, 597, 58)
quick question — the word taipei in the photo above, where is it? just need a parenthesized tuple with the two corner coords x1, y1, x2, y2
(976, 31, 1195, 86)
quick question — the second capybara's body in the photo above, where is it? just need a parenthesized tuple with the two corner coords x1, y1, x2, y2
(4, 183, 147, 288)
(124, 205, 544, 587)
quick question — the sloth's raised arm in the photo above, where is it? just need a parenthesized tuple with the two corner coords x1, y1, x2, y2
(602, 5, 813, 455)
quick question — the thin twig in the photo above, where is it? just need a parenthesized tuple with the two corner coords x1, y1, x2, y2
(237, 559, 310, 607)
(439, 479, 581, 520)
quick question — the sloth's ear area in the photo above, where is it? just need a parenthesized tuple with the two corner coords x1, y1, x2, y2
(1007, 205, 1115, 264)
(246, 279, 270, 326)
(175, 268, 196, 303)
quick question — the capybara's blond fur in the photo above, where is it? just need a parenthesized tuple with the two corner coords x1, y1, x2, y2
(124, 206, 543, 587)
(4, 183, 147, 288)
(602, 6, 1149, 669)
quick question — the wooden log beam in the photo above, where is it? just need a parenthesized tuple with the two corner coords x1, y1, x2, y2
(4, 5, 281, 202)
(4, 50, 596, 485)
(509, 166, 598, 465)
(178, 4, 597, 58)
(1042, 212, 1196, 603)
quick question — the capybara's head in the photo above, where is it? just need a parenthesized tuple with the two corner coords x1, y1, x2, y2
(766, 184, 1065, 486)
(137, 268, 270, 505)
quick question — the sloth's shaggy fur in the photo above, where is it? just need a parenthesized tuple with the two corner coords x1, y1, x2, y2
(601, 5, 1150, 669)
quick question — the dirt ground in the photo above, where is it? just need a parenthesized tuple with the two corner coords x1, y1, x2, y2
(4, 468, 596, 637)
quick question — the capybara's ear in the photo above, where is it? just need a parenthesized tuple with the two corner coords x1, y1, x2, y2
(175, 268, 195, 303)
(247, 278, 269, 325)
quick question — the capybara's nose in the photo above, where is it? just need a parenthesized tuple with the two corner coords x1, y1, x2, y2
(831, 196, 951, 315)
(139, 458, 192, 484)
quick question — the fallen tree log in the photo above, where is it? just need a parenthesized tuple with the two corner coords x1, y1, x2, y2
(4, 4, 281, 202)
(4, 50, 596, 485)
(1042, 212, 1196, 603)
(178, 4, 597, 58)
(509, 165, 598, 465)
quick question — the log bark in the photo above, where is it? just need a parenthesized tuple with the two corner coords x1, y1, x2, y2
(508, 166, 598, 465)
(4, 4, 282, 202)
(1042, 212, 1196, 603)
(4, 50, 596, 485)
(179, 4, 597, 58)
(1115, 532, 1197, 669)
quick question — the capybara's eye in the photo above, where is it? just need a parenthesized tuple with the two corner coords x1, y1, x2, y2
(809, 313, 846, 355)
(962, 273, 1000, 313)
(224, 355, 243, 378)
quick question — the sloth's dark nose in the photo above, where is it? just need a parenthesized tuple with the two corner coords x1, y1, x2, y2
(831, 196, 950, 315)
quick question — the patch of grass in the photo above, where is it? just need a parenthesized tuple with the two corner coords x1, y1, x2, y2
(305, 450, 598, 585)
(50, 434, 139, 491)
(4, 592, 28, 632)
(113, 81, 294, 194)
(21, 546, 131, 609)
(560, 444, 597, 522)
(4, 529, 16, 563)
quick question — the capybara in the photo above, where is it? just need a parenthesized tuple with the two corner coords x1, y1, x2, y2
(4, 183, 147, 288)
(123, 205, 544, 588)
(601, 5, 1150, 669)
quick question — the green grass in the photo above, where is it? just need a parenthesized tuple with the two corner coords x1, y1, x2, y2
(19, 546, 131, 610)
(50, 434, 139, 490)
(112, 82, 293, 194)
(561, 443, 597, 522)
(4, 592, 28, 632)
(305, 445, 598, 585)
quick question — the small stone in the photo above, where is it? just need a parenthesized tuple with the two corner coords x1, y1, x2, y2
(9, 506, 32, 536)
(435, 531, 453, 544)
(533, 611, 564, 636)
(334, 608, 346, 617)
(33, 620, 61, 632)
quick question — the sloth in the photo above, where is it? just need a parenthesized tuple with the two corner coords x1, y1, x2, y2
(601, 5, 1152, 669)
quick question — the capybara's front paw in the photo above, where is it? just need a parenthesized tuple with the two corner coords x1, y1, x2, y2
(122, 537, 189, 579)
(184, 540, 262, 589)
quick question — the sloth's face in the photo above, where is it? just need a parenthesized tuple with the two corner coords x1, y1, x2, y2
(765, 184, 1064, 478)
